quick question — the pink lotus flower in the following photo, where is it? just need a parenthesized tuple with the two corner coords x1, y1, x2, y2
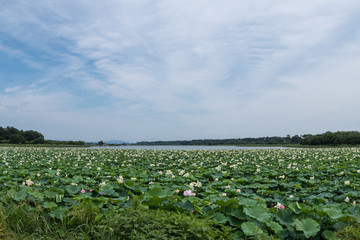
(183, 189, 196, 196)
(89, 189, 93, 192)
(275, 202, 285, 210)
(81, 189, 85, 193)
(183, 190, 192, 196)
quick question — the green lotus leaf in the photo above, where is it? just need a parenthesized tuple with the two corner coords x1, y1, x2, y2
(144, 186, 172, 198)
(213, 212, 227, 224)
(322, 230, 335, 240)
(43, 201, 58, 209)
(241, 222, 263, 236)
(13, 187, 28, 201)
(324, 208, 343, 220)
(231, 207, 246, 220)
(228, 216, 242, 227)
(65, 185, 80, 195)
(294, 218, 320, 238)
(275, 209, 294, 226)
(28, 190, 44, 200)
(49, 207, 68, 221)
(288, 202, 302, 214)
(243, 206, 271, 222)
(238, 198, 258, 207)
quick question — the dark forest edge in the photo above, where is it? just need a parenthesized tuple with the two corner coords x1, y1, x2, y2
(1, 126, 360, 147)
(134, 131, 360, 147)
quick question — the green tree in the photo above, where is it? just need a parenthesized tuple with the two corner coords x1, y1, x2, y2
(9, 134, 26, 144)
(24, 130, 44, 143)
(5, 126, 20, 136)
(291, 135, 302, 143)
(0, 127, 6, 140)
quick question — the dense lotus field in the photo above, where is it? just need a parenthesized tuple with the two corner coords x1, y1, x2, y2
(0, 147, 360, 239)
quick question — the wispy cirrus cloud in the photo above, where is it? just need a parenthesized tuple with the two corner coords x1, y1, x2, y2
(0, 1, 360, 141)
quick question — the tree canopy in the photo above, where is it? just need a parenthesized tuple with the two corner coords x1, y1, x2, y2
(300, 131, 360, 146)
(135, 131, 360, 146)
(0, 126, 44, 144)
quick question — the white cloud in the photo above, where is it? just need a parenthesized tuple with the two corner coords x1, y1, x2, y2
(0, 1, 360, 140)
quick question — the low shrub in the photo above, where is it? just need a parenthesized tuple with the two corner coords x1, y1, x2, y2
(334, 223, 360, 240)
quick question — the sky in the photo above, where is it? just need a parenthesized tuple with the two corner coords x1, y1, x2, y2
(1, 1, 360, 142)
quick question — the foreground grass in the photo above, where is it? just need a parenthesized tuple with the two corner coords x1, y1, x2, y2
(0, 201, 358, 240)
(0, 201, 235, 240)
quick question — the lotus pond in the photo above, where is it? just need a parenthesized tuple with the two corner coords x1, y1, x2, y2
(0, 147, 359, 239)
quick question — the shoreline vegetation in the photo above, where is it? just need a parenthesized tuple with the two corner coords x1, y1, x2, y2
(1, 126, 360, 148)
(1, 141, 360, 149)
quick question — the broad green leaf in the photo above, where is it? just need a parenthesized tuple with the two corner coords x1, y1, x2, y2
(143, 187, 173, 206)
(324, 208, 343, 220)
(43, 190, 56, 199)
(124, 181, 144, 192)
(294, 218, 320, 238)
(175, 200, 194, 211)
(299, 204, 313, 213)
(275, 209, 294, 226)
(244, 206, 271, 222)
(99, 184, 114, 191)
(6, 189, 16, 199)
(49, 207, 68, 220)
(241, 222, 263, 236)
(213, 212, 227, 224)
(215, 198, 238, 207)
(111, 197, 127, 204)
(323, 230, 335, 240)
(144, 186, 172, 198)
(13, 187, 28, 201)
(101, 189, 117, 196)
(266, 221, 283, 233)
(43, 201, 58, 209)
(28, 191, 44, 200)
(74, 194, 91, 201)
(231, 207, 246, 220)
(73, 176, 83, 183)
(238, 198, 258, 207)
(65, 185, 80, 195)
(333, 221, 347, 231)
(228, 216, 242, 227)
(288, 202, 302, 214)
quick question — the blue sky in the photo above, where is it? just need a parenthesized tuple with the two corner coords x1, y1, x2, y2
(1, 1, 360, 142)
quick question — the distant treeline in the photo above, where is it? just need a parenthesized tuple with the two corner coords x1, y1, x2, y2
(43, 140, 86, 146)
(135, 131, 360, 146)
(2, 126, 359, 146)
(300, 131, 360, 146)
(136, 135, 302, 146)
(0, 126, 85, 145)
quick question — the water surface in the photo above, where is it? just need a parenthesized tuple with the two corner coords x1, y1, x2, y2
(91, 145, 289, 150)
